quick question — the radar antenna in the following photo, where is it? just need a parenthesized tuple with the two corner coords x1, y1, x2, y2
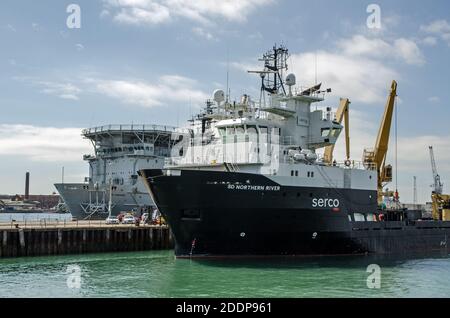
(248, 45, 290, 96)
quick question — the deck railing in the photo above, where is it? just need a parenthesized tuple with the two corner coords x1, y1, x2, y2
(82, 124, 190, 135)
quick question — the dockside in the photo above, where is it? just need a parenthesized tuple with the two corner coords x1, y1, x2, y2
(0, 221, 174, 258)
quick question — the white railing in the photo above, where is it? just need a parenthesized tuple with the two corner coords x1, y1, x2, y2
(82, 124, 190, 135)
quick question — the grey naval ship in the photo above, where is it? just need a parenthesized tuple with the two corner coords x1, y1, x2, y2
(140, 45, 450, 258)
(55, 124, 186, 219)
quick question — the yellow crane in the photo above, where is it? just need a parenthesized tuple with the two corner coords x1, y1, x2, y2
(431, 193, 450, 221)
(323, 98, 350, 165)
(363, 80, 397, 204)
(429, 146, 450, 221)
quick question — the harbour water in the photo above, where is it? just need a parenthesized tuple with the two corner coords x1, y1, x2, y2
(1, 251, 450, 298)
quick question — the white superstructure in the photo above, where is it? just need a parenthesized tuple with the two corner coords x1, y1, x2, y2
(55, 124, 187, 218)
(167, 45, 377, 192)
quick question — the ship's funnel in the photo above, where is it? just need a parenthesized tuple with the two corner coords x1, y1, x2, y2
(25, 172, 30, 200)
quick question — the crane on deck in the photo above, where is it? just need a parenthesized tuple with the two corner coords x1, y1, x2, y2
(429, 146, 450, 221)
(323, 98, 350, 166)
(363, 80, 397, 205)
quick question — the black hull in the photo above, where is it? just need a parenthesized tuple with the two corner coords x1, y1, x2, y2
(140, 169, 450, 258)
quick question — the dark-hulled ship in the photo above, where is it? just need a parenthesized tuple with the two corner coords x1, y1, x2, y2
(140, 46, 450, 258)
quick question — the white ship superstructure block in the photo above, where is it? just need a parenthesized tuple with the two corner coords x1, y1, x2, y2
(55, 124, 187, 219)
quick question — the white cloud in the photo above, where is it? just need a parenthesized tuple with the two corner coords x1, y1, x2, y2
(393, 38, 425, 65)
(336, 35, 425, 65)
(92, 74, 208, 108)
(291, 51, 398, 104)
(428, 96, 440, 103)
(336, 35, 391, 57)
(422, 36, 437, 46)
(6, 24, 16, 32)
(31, 23, 41, 31)
(14, 77, 82, 101)
(420, 19, 450, 46)
(232, 32, 427, 104)
(421, 19, 450, 34)
(232, 50, 397, 104)
(76, 44, 85, 51)
(192, 27, 215, 41)
(0, 125, 91, 162)
(102, 0, 273, 26)
(37, 81, 82, 100)
(112, 2, 171, 25)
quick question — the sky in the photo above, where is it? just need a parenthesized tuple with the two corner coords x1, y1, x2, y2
(1, 0, 450, 204)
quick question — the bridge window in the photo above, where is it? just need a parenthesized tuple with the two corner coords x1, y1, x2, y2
(236, 126, 245, 134)
(226, 127, 235, 135)
(330, 128, 341, 137)
(321, 128, 331, 137)
(247, 125, 257, 134)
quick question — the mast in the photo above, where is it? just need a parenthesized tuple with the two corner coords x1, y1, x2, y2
(248, 44, 289, 97)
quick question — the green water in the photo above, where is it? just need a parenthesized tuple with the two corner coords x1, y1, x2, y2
(1, 250, 450, 298)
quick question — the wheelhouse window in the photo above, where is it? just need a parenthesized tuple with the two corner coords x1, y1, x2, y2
(330, 128, 341, 137)
(236, 126, 245, 134)
(247, 125, 257, 134)
(321, 128, 331, 137)
(226, 127, 235, 135)
(259, 126, 268, 134)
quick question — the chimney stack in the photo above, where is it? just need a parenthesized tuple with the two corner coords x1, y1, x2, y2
(25, 172, 30, 200)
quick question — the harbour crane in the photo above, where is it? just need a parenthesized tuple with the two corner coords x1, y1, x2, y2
(429, 146, 443, 195)
(323, 98, 350, 166)
(429, 146, 450, 220)
(363, 80, 397, 204)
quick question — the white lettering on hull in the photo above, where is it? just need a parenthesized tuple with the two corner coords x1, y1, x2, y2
(312, 198, 340, 208)
(227, 184, 280, 191)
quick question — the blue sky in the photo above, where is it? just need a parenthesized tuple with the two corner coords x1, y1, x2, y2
(1, 0, 450, 204)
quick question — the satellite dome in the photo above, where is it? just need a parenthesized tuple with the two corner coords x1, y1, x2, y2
(285, 73, 296, 86)
(213, 89, 225, 103)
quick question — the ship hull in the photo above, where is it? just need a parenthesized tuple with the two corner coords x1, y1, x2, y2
(140, 169, 450, 258)
(54, 183, 152, 219)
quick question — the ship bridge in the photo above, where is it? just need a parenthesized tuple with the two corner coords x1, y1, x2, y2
(82, 124, 189, 159)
